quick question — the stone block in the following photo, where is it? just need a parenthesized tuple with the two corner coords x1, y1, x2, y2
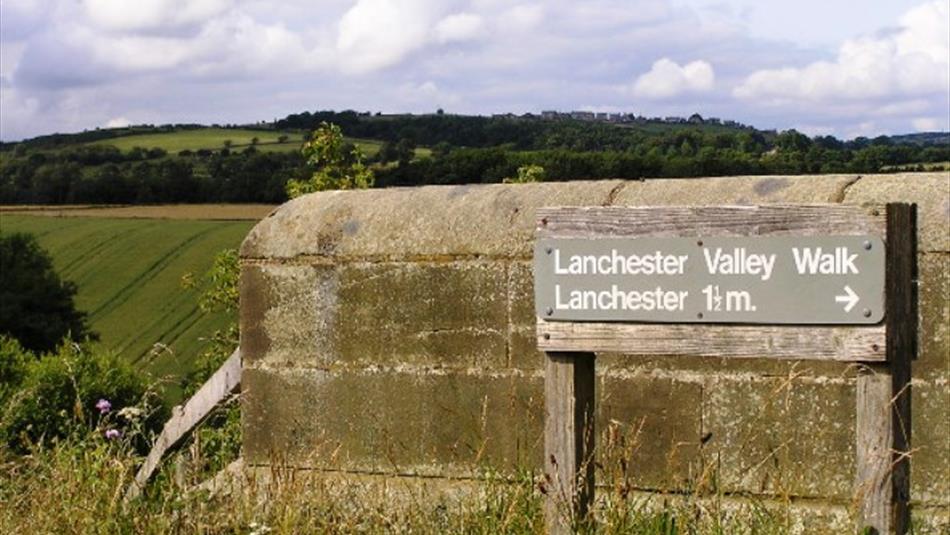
(611, 174, 861, 206)
(843, 173, 950, 252)
(241, 181, 627, 261)
(702, 376, 856, 499)
(240, 263, 339, 367)
(243, 367, 544, 475)
(912, 382, 950, 506)
(598, 373, 703, 491)
(916, 253, 949, 381)
(334, 261, 509, 368)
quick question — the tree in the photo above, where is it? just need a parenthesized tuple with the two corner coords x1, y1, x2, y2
(285, 122, 374, 197)
(504, 164, 545, 183)
(0, 233, 96, 353)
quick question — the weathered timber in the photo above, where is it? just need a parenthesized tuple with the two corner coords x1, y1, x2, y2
(544, 352, 595, 535)
(125, 348, 242, 502)
(537, 204, 886, 239)
(538, 322, 886, 362)
(855, 203, 916, 534)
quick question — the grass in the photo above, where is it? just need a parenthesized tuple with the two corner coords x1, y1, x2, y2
(0, 204, 277, 220)
(881, 161, 949, 171)
(87, 128, 302, 153)
(0, 414, 790, 535)
(7, 408, 937, 534)
(0, 214, 254, 397)
(83, 127, 388, 158)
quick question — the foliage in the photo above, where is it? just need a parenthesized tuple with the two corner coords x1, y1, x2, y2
(0, 340, 162, 453)
(180, 247, 242, 472)
(3, 215, 251, 391)
(197, 248, 240, 314)
(505, 164, 545, 183)
(0, 336, 30, 403)
(285, 122, 375, 197)
(0, 232, 96, 353)
(2, 115, 947, 205)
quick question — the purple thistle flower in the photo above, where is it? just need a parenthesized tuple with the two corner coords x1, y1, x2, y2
(104, 429, 121, 440)
(95, 399, 112, 414)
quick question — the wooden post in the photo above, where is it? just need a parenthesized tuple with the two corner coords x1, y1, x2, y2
(855, 203, 916, 534)
(544, 351, 596, 535)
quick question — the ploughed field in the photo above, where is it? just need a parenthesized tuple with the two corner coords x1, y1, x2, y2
(1, 209, 259, 394)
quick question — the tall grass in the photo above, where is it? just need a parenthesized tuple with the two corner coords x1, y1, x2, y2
(0, 401, 803, 535)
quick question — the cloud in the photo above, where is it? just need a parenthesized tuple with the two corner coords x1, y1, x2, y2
(336, 0, 440, 74)
(499, 4, 544, 30)
(2, 0, 947, 140)
(632, 58, 714, 98)
(105, 116, 132, 128)
(912, 117, 940, 131)
(734, 0, 949, 102)
(434, 12, 483, 43)
(82, 0, 234, 33)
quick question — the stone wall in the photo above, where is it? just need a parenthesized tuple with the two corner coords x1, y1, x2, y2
(239, 173, 948, 530)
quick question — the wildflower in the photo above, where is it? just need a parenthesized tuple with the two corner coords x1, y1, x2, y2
(118, 406, 144, 420)
(95, 399, 112, 414)
(104, 429, 121, 440)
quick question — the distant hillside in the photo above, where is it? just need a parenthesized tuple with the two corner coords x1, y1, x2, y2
(885, 132, 950, 146)
(1, 111, 947, 205)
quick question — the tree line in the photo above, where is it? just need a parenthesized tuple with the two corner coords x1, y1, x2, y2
(1, 148, 304, 204)
(1, 113, 947, 205)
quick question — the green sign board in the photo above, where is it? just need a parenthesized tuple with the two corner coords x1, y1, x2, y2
(534, 235, 885, 324)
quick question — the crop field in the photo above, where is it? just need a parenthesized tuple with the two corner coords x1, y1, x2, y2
(84, 127, 388, 158)
(1, 214, 256, 397)
(0, 203, 277, 220)
(87, 128, 300, 153)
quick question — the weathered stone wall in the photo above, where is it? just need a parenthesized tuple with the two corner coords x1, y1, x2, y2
(239, 173, 948, 530)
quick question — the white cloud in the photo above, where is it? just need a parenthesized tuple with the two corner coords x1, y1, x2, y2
(82, 0, 234, 33)
(632, 58, 714, 98)
(336, 0, 439, 74)
(912, 117, 940, 131)
(734, 0, 949, 102)
(105, 116, 131, 128)
(2, 0, 947, 140)
(499, 4, 544, 30)
(434, 12, 483, 43)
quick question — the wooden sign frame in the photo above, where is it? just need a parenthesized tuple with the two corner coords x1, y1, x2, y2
(535, 204, 916, 535)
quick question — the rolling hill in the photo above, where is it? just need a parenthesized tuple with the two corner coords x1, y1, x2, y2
(1, 212, 257, 398)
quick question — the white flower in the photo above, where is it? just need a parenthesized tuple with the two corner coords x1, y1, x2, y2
(118, 406, 144, 420)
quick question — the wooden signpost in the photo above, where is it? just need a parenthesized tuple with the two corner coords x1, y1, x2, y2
(534, 204, 916, 534)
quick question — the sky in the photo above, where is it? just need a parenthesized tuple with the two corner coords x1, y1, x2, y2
(1, 0, 948, 141)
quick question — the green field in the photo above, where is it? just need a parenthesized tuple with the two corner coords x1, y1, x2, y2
(1, 214, 254, 395)
(88, 128, 302, 153)
(85, 128, 387, 158)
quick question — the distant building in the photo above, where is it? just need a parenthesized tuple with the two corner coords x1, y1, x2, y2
(541, 110, 559, 120)
(571, 111, 595, 121)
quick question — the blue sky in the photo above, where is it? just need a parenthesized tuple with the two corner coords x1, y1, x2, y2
(1, 0, 947, 141)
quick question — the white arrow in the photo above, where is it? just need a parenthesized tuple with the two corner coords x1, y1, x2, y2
(835, 285, 860, 312)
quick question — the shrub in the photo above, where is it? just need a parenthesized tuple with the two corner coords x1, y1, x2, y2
(1, 341, 163, 453)
(0, 336, 29, 403)
(0, 232, 96, 352)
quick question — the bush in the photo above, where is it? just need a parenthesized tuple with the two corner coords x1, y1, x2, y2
(1, 341, 163, 453)
(0, 232, 96, 352)
(0, 336, 29, 404)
